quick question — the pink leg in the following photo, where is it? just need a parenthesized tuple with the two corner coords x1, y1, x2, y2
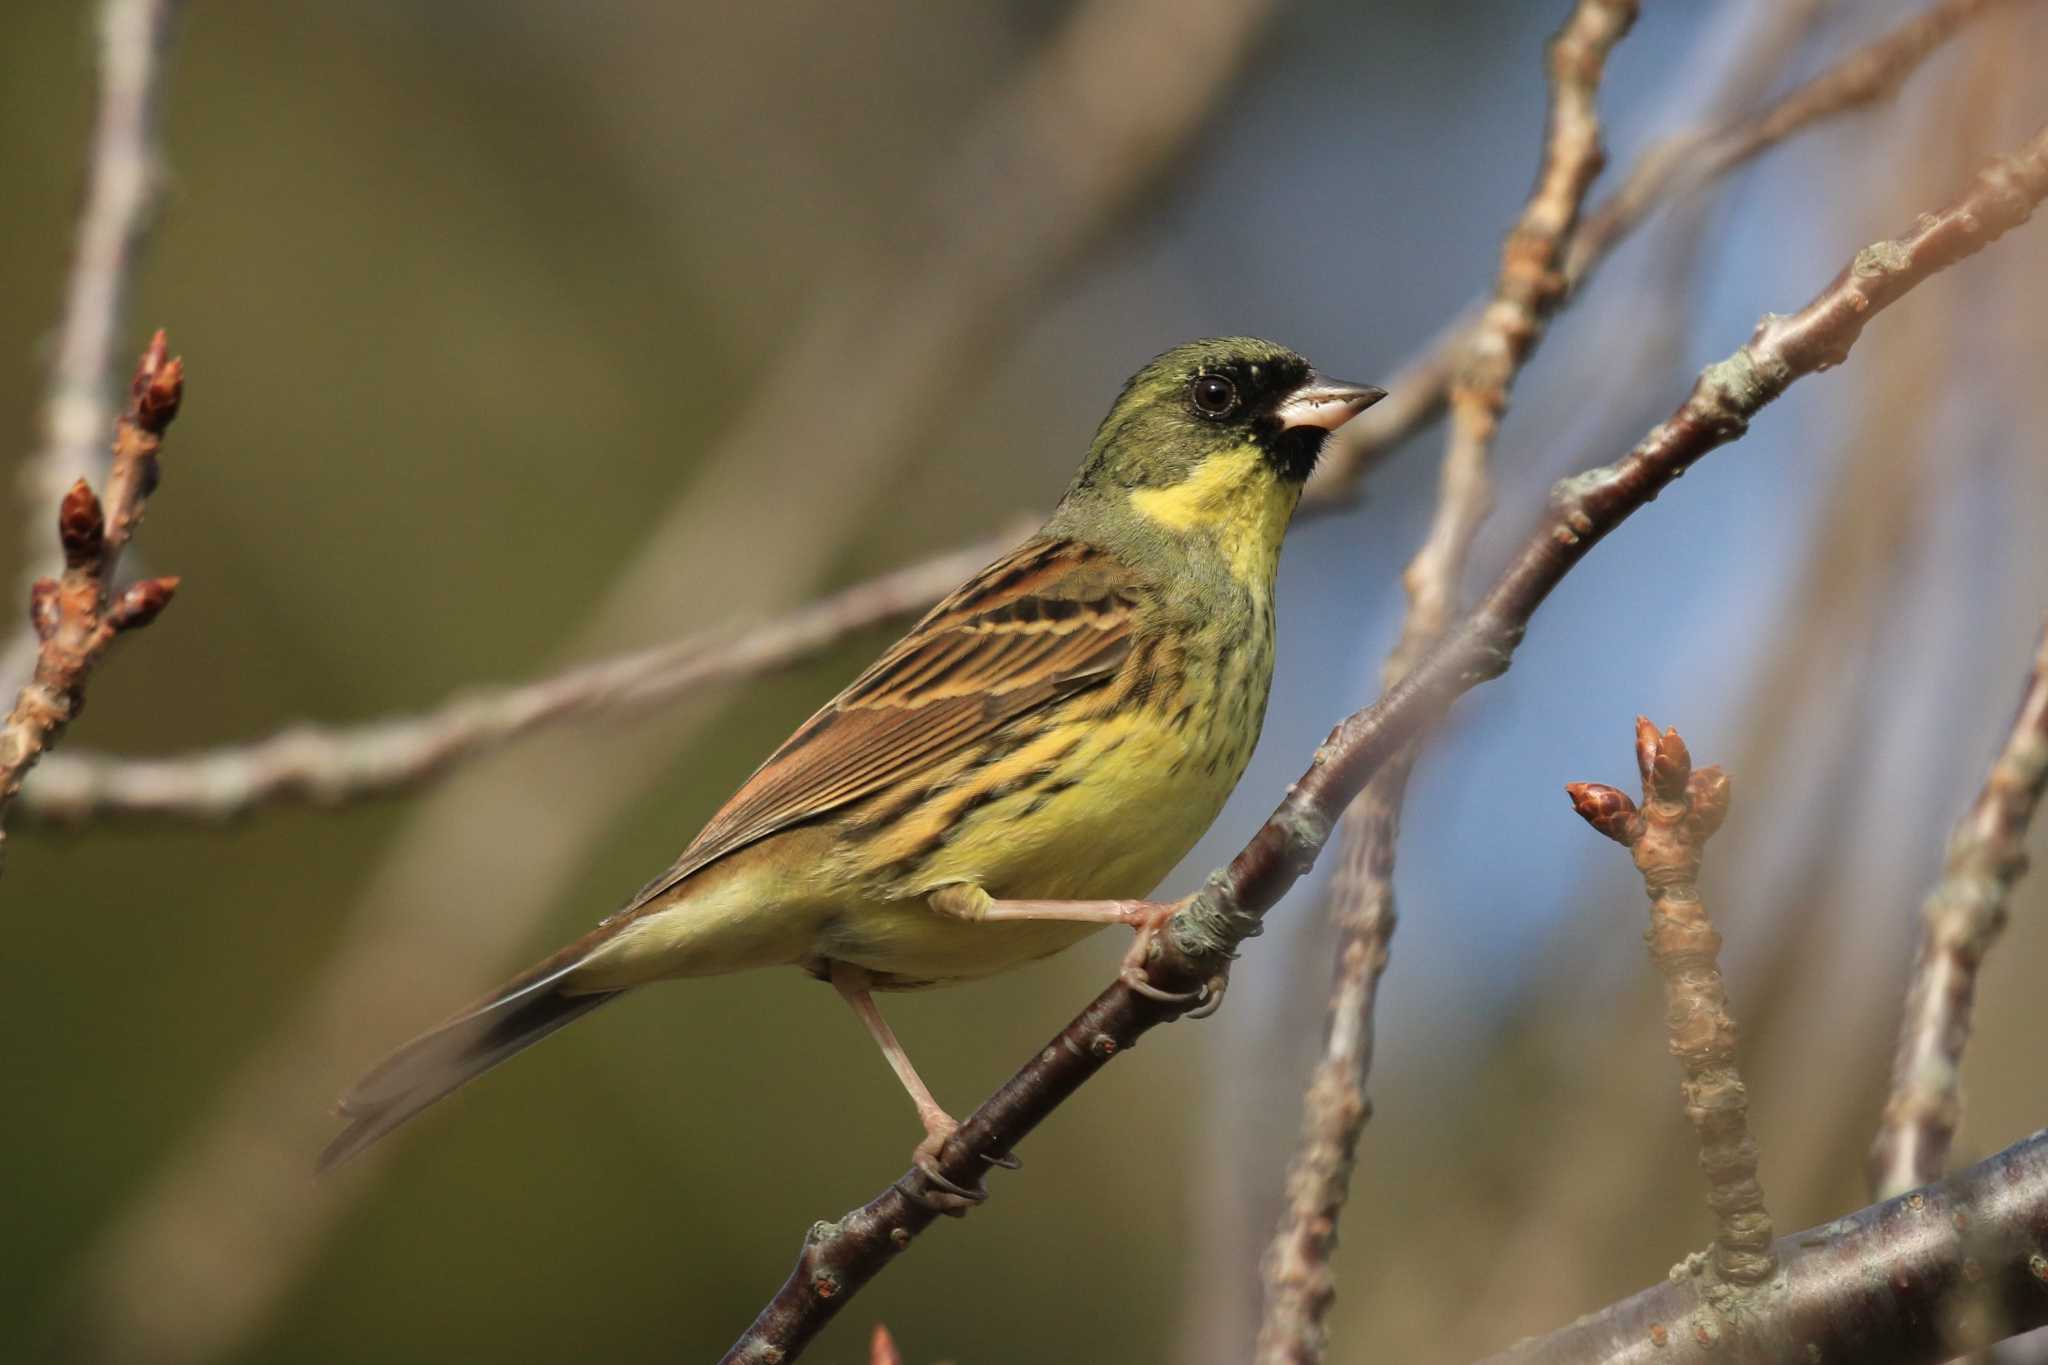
(830, 962, 988, 1212)
(928, 886, 1221, 1012)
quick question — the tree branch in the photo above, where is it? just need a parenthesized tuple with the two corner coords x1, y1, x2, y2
(21, 0, 2004, 830)
(1569, 721, 1772, 1285)
(720, 117, 2048, 1365)
(7, 0, 185, 697)
(1476, 1127, 2048, 1365)
(20, 527, 1025, 823)
(0, 333, 183, 872)
(1869, 619, 2048, 1199)
(1257, 1, 1641, 1356)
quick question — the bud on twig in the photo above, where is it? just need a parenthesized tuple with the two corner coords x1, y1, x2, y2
(1687, 765, 1731, 841)
(58, 480, 106, 570)
(107, 576, 180, 633)
(1564, 781, 1641, 844)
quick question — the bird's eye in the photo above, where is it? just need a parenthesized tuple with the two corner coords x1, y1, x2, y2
(1190, 373, 1237, 418)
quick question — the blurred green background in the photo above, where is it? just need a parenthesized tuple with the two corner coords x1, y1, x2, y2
(5, 1, 2047, 1362)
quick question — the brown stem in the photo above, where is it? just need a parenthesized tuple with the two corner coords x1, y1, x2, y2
(1256, 2, 1640, 1356)
(1474, 1127, 2048, 1364)
(1568, 721, 1771, 1285)
(722, 118, 2048, 1365)
(1869, 620, 2048, 1198)
(0, 334, 183, 872)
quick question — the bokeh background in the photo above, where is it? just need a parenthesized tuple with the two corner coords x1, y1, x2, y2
(4, 1, 2047, 1361)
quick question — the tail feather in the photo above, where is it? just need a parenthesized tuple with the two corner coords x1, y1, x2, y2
(319, 937, 622, 1172)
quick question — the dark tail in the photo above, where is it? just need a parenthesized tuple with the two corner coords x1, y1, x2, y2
(319, 936, 622, 1172)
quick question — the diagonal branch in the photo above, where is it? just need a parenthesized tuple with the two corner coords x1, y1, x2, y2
(1869, 619, 2048, 1199)
(721, 118, 2048, 1365)
(1258, 1, 1641, 1356)
(19, 0, 2006, 830)
(1474, 1127, 2048, 1365)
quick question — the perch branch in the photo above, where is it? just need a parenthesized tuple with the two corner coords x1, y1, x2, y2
(1257, 1, 1640, 1357)
(1568, 720, 1772, 1284)
(7, 0, 185, 696)
(24, 0, 2002, 829)
(1869, 620, 2048, 1198)
(721, 118, 2048, 1365)
(1476, 1126, 2048, 1365)
(0, 334, 183, 870)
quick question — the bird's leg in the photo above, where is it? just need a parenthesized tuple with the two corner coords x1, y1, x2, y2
(829, 962, 987, 1213)
(928, 885, 1223, 1013)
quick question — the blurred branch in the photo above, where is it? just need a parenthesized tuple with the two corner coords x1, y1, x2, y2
(0, 334, 182, 872)
(722, 119, 2048, 1365)
(21, 527, 1023, 824)
(6, 0, 185, 697)
(1563, 0, 2029, 286)
(1869, 619, 2048, 1198)
(870, 1324, 903, 1365)
(1315, 0, 2016, 497)
(25, 0, 1999, 830)
(1568, 721, 1772, 1284)
(67, 4, 1288, 1363)
(1477, 1127, 2048, 1364)
(1257, 1, 1641, 1357)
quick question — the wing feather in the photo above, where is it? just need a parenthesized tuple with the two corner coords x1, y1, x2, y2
(616, 538, 1143, 914)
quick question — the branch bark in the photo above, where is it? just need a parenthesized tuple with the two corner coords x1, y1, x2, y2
(0, 333, 183, 871)
(721, 118, 2048, 1365)
(1258, 1, 1640, 1356)
(22, 0, 2005, 829)
(1869, 620, 2048, 1198)
(1476, 1127, 2048, 1365)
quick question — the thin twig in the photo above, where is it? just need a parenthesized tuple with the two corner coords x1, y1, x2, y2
(1568, 720, 1772, 1284)
(7, 0, 185, 697)
(1316, 0, 2020, 497)
(0, 334, 183, 872)
(21, 528, 1025, 823)
(1475, 1127, 2048, 1365)
(721, 120, 2048, 1365)
(24, 0, 2003, 829)
(1256, 2, 1640, 1357)
(1869, 620, 2048, 1199)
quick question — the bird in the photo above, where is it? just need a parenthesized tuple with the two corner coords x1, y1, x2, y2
(321, 338, 1384, 1188)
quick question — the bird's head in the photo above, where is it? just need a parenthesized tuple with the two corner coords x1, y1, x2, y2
(1055, 338, 1384, 583)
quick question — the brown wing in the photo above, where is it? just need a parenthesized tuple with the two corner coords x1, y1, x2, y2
(614, 537, 1144, 915)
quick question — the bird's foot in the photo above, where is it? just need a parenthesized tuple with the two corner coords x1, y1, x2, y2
(1117, 899, 1228, 1017)
(898, 1114, 988, 1216)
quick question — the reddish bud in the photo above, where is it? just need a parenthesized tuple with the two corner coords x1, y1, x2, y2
(107, 575, 179, 632)
(135, 355, 185, 434)
(58, 480, 105, 568)
(29, 577, 59, 640)
(1648, 727, 1691, 802)
(1633, 715, 1660, 788)
(1687, 765, 1731, 840)
(869, 1324, 904, 1365)
(1566, 781, 1641, 845)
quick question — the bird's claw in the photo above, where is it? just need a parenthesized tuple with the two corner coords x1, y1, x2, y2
(899, 1156, 987, 1216)
(980, 1149, 1022, 1170)
(1117, 898, 1229, 1016)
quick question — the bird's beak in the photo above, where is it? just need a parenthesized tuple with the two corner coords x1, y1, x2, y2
(1274, 375, 1387, 432)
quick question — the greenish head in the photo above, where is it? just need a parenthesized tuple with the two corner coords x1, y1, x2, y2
(1049, 340, 1383, 587)
(1065, 338, 1384, 500)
